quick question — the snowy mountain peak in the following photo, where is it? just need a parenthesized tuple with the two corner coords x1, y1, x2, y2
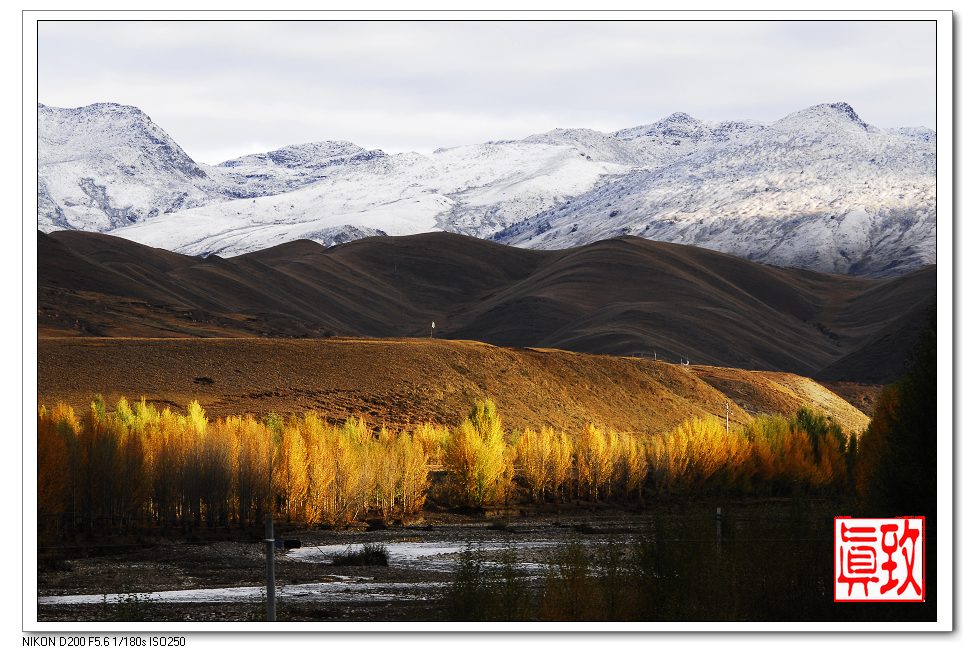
(218, 140, 384, 170)
(38, 102, 222, 232)
(657, 111, 700, 126)
(39, 101, 145, 118)
(774, 101, 871, 132)
(615, 111, 707, 141)
(41, 102, 208, 182)
(522, 127, 641, 164)
(498, 101, 935, 277)
(525, 126, 607, 141)
(212, 139, 387, 198)
(824, 101, 866, 123)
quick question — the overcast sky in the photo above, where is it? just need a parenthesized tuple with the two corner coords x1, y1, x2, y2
(38, 20, 936, 164)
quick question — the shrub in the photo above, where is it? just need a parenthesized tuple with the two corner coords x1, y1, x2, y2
(442, 543, 488, 620)
(330, 542, 389, 566)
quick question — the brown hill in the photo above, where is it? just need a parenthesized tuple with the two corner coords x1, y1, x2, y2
(37, 230, 935, 383)
(815, 274, 936, 383)
(36, 337, 869, 436)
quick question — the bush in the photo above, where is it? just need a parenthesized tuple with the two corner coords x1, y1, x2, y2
(442, 543, 488, 620)
(330, 542, 389, 566)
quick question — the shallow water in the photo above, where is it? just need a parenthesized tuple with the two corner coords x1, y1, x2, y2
(38, 510, 780, 608)
(38, 502, 863, 620)
(38, 578, 445, 605)
(40, 531, 621, 606)
(288, 537, 569, 573)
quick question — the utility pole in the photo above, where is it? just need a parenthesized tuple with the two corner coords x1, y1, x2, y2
(725, 402, 730, 433)
(265, 513, 276, 622)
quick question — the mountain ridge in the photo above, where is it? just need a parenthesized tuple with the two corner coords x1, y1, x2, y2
(38, 229, 936, 383)
(37, 101, 936, 277)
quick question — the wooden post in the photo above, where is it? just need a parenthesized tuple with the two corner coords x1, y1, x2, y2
(265, 513, 276, 622)
(715, 506, 723, 556)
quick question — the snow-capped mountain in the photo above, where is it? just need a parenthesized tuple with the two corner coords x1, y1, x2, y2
(109, 136, 632, 257)
(37, 101, 935, 276)
(497, 103, 936, 276)
(38, 103, 226, 232)
(214, 140, 387, 198)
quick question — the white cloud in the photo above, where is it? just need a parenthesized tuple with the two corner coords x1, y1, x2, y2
(38, 20, 936, 163)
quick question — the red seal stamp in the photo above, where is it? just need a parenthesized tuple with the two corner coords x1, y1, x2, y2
(834, 516, 925, 602)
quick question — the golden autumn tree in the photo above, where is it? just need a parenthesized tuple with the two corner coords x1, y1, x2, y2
(37, 404, 75, 535)
(618, 433, 650, 498)
(444, 399, 513, 507)
(515, 427, 551, 502)
(301, 412, 338, 525)
(276, 419, 310, 522)
(548, 429, 574, 502)
(397, 429, 430, 516)
(576, 424, 619, 500)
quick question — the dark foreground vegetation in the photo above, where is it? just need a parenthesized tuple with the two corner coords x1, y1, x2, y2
(440, 501, 934, 622)
(330, 543, 389, 567)
(37, 500, 934, 624)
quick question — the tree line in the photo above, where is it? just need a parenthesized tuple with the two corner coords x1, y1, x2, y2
(38, 396, 862, 537)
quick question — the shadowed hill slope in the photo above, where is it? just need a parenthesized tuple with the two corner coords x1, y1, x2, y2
(38, 230, 935, 382)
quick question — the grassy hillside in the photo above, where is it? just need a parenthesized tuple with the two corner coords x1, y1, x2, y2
(38, 337, 869, 435)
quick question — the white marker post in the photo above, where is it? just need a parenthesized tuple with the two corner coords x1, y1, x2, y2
(431, 321, 436, 338)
